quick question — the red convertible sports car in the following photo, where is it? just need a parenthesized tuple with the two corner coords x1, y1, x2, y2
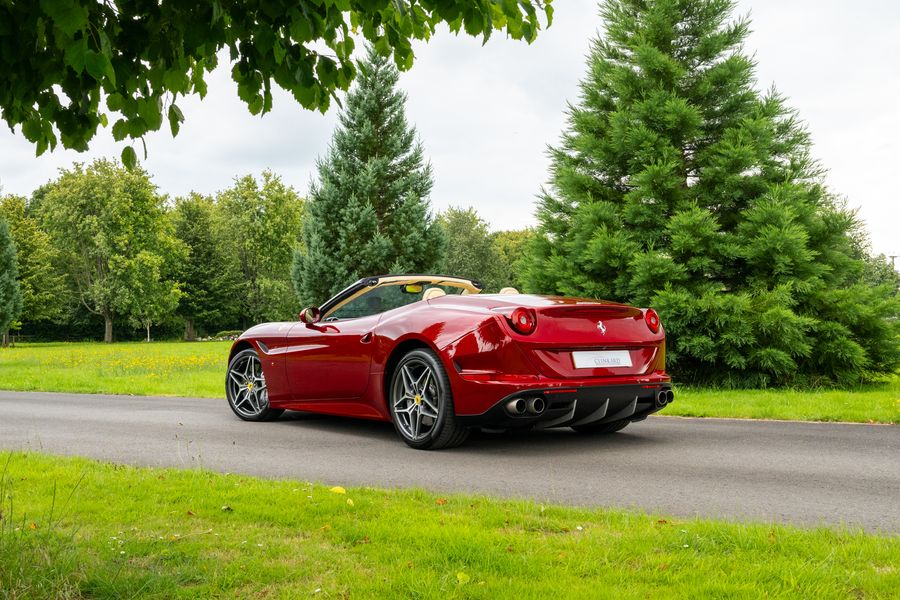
(226, 274, 672, 449)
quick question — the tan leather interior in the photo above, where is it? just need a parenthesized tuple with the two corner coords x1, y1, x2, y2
(422, 287, 447, 301)
(499, 287, 520, 295)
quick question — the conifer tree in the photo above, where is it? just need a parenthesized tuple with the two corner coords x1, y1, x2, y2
(523, 0, 898, 385)
(0, 216, 23, 346)
(293, 45, 442, 306)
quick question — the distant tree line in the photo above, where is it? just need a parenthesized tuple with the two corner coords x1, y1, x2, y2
(0, 161, 524, 344)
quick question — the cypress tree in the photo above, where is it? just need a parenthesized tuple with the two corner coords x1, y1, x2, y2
(523, 0, 898, 385)
(293, 45, 442, 307)
(0, 216, 23, 346)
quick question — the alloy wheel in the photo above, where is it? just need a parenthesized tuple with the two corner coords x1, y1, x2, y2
(227, 352, 269, 418)
(392, 358, 441, 441)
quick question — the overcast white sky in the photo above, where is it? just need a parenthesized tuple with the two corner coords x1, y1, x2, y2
(1, 0, 897, 256)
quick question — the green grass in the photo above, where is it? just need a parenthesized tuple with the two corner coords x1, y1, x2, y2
(667, 380, 900, 424)
(1, 452, 897, 599)
(0, 341, 231, 398)
(1, 342, 897, 423)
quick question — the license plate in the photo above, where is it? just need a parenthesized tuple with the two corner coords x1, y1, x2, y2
(572, 350, 633, 369)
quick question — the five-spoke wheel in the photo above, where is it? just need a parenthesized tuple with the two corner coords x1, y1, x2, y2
(226, 348, 284, 421)
(389, 348, 468, 450)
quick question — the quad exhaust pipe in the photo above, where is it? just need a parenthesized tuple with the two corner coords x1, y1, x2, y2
(506, 398, 527, 415)
(655, 389, 674, 408)
(526, 397, 546, 415)
(506, 396, 546, 416)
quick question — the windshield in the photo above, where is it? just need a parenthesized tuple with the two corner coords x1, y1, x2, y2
(324, 281, 471, 321)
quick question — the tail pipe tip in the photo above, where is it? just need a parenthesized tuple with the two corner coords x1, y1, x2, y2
(506, 398, 527, 415)
(656, 389, 675, 407)
(506, 396, 546, 416)
(526, 396, 546, 415)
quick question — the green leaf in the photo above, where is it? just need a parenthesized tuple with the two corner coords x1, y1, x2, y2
(64, 37, 88, 73)
(168, 104, 184, 136)
(163, 69, 189, 94)
(106, 92, 124, 112)
(40, 0, 88, 37)
(273, 40, 287, 65)
(290, 15, 313, 42)
(121, 145, 137, 169)
(84, 50, 115, 86)
(111, 119, 129, 141)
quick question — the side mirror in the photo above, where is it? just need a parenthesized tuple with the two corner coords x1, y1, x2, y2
(299, 306, 321, 324)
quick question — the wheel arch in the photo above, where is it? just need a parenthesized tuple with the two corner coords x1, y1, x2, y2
(228, 340, 255, 362)
(381, 337, 442, 411)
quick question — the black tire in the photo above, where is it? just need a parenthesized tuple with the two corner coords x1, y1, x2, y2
(571, 419, 630, 434)
(226, 348, 284, 422)
(388, 348, 469, 450)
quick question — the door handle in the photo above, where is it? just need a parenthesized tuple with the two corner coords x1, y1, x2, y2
(360, 332, 373, 343)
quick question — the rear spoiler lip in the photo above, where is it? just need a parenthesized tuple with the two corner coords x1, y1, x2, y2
(537, 304, 643, 318)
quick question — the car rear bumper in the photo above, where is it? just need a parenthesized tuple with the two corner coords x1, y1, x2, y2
(455, 382, 673, 429)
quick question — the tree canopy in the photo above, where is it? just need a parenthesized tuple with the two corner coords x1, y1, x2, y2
(522, 0, 899, 385)
(171, 193, 241, 340)
(1, 0, 552, 167)
(0, 216, 23, 345)
(0, 195, 68, 330)
(218, 172, 305, 325)
(437, 207, 505, 292)
(37, 159, 183, 342)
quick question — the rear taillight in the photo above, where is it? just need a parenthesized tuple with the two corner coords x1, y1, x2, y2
(644, 308, 660, 334)
(508, 307, 537, 335)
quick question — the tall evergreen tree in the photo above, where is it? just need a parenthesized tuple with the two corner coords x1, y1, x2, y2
(523, 0, 898, 385)
(293, 45, 442, 307)
(0, 216, 23, 346)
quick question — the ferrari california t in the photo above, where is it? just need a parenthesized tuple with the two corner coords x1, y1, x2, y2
(226, 274, 673, 449)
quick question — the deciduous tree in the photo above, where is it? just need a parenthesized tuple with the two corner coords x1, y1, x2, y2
(1, 1, 552, 166)
(218, 173, 304, 325)
(0, 216, 22, 346)
(0, 195, 68, 332)
(522, 0, 898, 385)
(493, 228, 535, 291)
(37, 159, 182, 342)
(171, 193, 241, 339)
(437, 207, 505, 292)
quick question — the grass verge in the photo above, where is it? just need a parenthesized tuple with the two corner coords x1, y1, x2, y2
(1, 452, 897, 599)
(0, 341, 897, 423)
(667, 379, 899, 424)
(0, 341, 230, 398)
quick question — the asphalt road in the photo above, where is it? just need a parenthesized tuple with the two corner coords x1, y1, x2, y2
(1, 391, 897, 532)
